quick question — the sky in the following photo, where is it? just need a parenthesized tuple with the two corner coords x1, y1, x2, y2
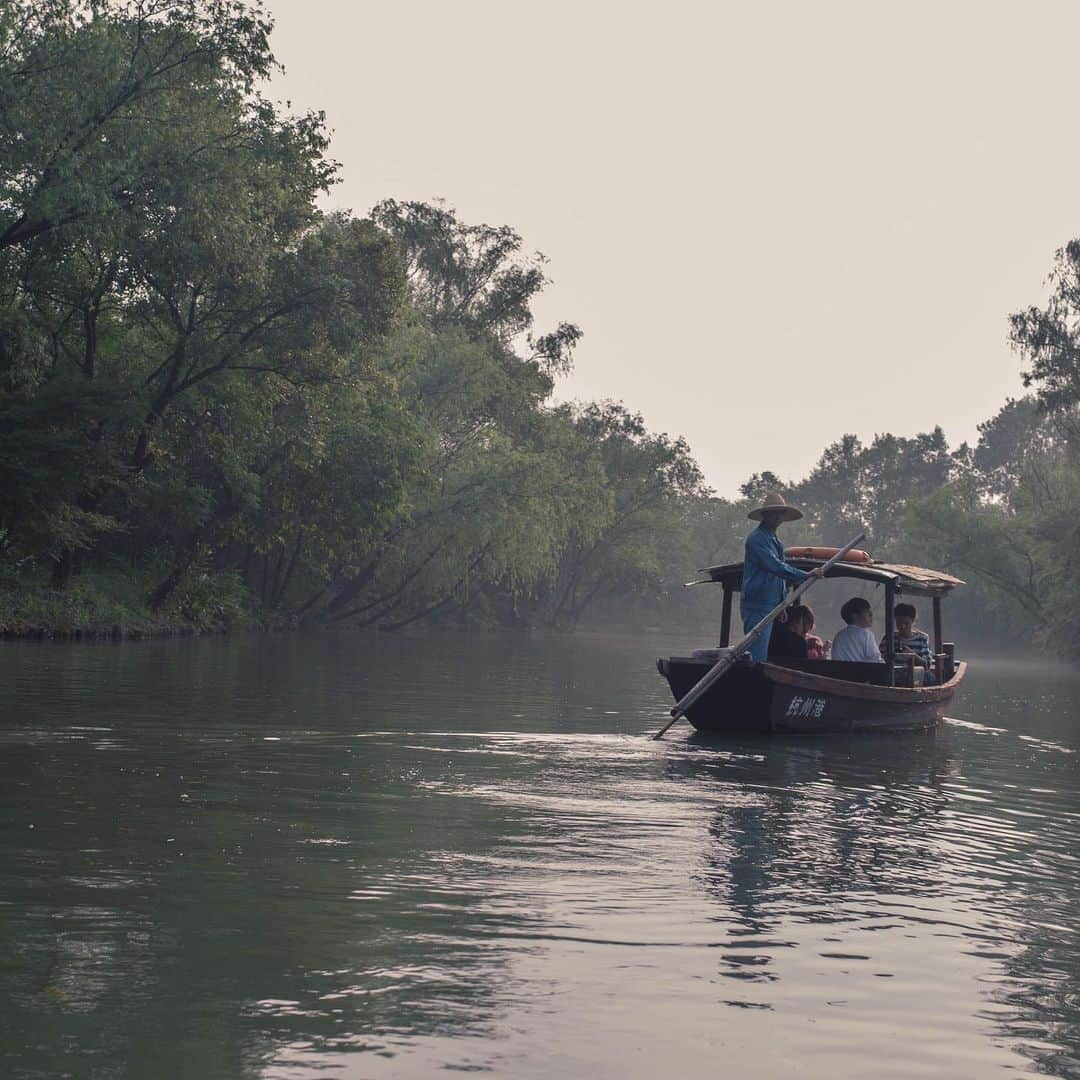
(266, 0, 1080, 496)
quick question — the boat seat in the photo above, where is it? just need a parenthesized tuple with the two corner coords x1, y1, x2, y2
(772, 658, 894, 686)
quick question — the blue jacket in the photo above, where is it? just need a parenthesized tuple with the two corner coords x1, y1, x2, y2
(741, 525, 809, 612)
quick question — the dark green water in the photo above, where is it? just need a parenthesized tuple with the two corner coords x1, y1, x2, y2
(0, 632, 1077, 1079)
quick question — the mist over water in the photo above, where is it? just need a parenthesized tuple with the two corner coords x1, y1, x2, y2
(0, 633, 1077, 1079)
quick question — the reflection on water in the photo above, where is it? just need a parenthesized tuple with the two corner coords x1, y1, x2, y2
(0, 633, 1077, 1079)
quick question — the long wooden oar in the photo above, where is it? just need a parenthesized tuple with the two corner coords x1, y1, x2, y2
(652, 532, 866, 740)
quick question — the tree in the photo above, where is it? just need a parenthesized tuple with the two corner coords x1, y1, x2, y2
(0, 1, 405, 593)
(307, 201, 587, 630)
(738, 471, 787, 503)
(541, 402, 708, 627)
(785, 429, 955, 556)
(900, 232, 1080, 656)
(0, 1, 290, 252)
(1010, 239, 1080, 432)
(971, 397, 1056, 496)
(370, 198, 579, 371)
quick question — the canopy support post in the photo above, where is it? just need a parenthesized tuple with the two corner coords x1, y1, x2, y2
(719, 585, 733, 647)
(884, 582, 896, 686)
(932, 596, 943, 655)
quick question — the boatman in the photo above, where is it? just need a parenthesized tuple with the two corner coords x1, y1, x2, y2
(741, 493, 823, 661)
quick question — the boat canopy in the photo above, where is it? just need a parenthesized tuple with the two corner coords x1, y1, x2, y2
(693, 557, 965, 598)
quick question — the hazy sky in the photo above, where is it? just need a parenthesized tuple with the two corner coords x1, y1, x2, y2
(267, 0, 1079, 496)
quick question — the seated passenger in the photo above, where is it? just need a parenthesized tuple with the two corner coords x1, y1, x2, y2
(803, 607, 829, 660)
(882, 602, 937, 684)
(831, 597, 884, 663)
(768, 604, 813, 659)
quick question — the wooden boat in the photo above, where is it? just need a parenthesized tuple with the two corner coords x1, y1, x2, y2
(657, 556, 967, 735)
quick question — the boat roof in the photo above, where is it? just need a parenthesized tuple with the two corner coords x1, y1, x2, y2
(694, 557, 965, 597)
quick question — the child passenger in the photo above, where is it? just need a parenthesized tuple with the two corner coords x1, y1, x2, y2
(882, 602, 937, 684)
(881, 603, 931, 667)
(831, 597, 884, 663)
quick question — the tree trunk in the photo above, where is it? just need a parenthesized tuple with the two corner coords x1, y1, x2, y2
(50, 549, 75, 589)
(272, 532, 303, 610)
(148, 549, 197, 611)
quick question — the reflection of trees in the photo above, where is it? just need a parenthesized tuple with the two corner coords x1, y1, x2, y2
(944, 668, 1080, 1077)
(2, 743, 540, 1078)
(674, 726, 1080, 1078)
(972, 797, 1080, 1080)
(956, 698, 1080, 1076)
(0, 637, 565, 1079)
(994, 924, 1080, 1080)
(665, 734, 955, 983)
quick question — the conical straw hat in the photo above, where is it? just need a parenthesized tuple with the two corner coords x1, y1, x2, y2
(748, 492, 803, 523)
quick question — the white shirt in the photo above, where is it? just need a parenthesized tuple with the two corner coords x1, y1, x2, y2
(832, 624, 884, 663)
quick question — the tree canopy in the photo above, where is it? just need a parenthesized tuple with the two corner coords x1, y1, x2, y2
(1, 1, 1077, 658)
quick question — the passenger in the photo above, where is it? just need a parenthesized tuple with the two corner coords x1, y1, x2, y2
(740, 493, 824, 661)
(882, 602, 937, 685)
(768, 604, 813, 659)
(831, 597, 884, 663)
(802, 606, 829, 660)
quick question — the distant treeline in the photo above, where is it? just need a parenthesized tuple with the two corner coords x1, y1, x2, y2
(1, 2, 1077, 654)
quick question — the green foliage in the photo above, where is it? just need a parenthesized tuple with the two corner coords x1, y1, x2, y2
(972, 397, 1056, 495)
(537, 402, 707, 627)
(0, 2, 670, 642)
(2, 1, 1077, 658)
(0, 562, 253, 636)
(906, 413, 1080, 653)
(0, 0, 406, 605)
(166, 569, 253, 631)
(0, 377, 127, 560)
(0, 0, 290, 253)
(1010, 239, 1080, 424)
(787, 428, 955, 554)
(718, 408, 1078, 652)
(887, 244, 1080, 656)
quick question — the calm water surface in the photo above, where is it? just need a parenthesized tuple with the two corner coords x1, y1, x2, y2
(0, 632, 1077, 1079)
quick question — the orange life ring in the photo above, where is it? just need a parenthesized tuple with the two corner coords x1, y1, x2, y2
(785, 545, 871, 564)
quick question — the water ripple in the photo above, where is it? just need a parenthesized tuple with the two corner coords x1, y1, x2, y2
(0, 635, 1078, 1079)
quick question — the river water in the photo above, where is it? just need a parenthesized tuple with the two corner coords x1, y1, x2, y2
(0, 632, 1077, 1079)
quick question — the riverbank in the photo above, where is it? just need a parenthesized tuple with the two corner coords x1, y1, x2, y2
(0, 568, 258, 641)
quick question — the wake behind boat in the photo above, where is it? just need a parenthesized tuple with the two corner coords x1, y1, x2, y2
(657, 553, 967, 735)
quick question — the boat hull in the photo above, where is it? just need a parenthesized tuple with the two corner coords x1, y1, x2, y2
(657, 658, 966, 735)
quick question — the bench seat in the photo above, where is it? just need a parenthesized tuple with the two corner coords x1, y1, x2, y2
(770, 658, 896, 686)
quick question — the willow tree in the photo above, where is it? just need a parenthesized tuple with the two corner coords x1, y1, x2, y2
(538, 402, 707, 628)
(296, 200, 589, 630)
